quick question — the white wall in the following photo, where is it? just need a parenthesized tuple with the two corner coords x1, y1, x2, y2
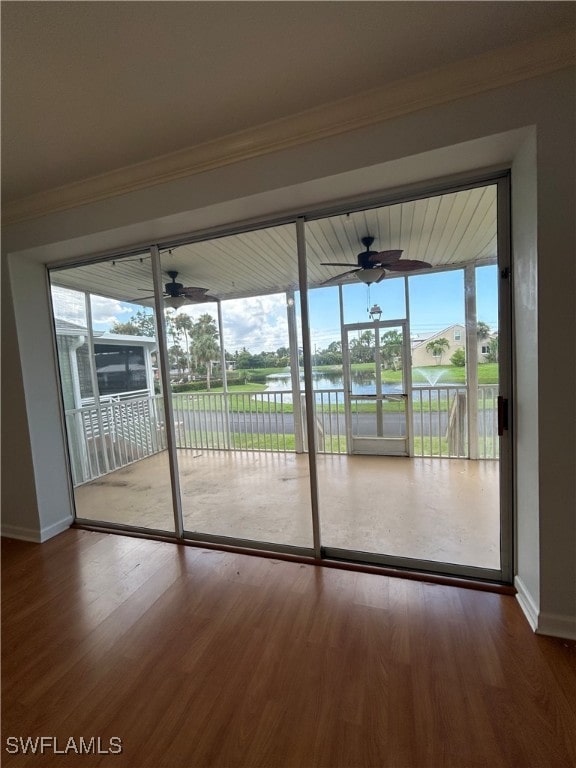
(511, 131, 541, 624)
(2, 67, 575, 636)
(535, 90, 576, 638)
(1, 257, 40, 540)
(4, 258, 74, 541)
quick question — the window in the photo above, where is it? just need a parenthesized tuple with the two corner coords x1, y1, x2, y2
(94, 344, 147, 394)
(481, 344, 490, 355)
(454, 329, 462, 341)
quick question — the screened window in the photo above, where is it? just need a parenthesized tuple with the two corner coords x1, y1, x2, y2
(94, 344, 147, 394)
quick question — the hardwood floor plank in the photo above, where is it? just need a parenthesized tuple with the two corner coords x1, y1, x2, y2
(2, 530, 575, 768)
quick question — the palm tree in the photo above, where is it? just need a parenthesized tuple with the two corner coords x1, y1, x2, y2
(191, 314, 220, 390)
(174, 312, 193, 374)
(426, 337, 450, 365)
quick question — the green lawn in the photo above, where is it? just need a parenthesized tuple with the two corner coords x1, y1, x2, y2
(177, 432, 498, 458)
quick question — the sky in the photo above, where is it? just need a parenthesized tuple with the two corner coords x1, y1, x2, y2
(51, 265, 498, 354)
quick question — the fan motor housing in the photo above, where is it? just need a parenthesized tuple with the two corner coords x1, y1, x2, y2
(165, 281, 184, 295)
(359, 251, 380, 268)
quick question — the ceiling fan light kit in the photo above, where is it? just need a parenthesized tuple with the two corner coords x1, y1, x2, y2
(164, 295, 188, 309)
(356, 268, 385, 284)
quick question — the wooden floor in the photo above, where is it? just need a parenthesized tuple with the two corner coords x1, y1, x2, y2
(2, 531, 575, 768)
(74, 451, 500, 570)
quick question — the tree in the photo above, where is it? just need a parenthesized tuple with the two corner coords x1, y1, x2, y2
(315, 340, 342, 366)
(173, 313, 193, 374)
(168, 344, 186, 375)
(110, 309, 155, 337)
(380, 330, 403, 370)
(486, 334, 499, 363)
(477, 321, 491, 340)
(450, 348, 466, 367)
(426, 337, 450, 365)
(349, 331, 374, 364)
(359, 330, 374, 349)
(235, 348, 256, 369)
(190, 314, 220, 389)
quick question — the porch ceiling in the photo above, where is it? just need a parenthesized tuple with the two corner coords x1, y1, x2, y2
(51, 184, 496, 305)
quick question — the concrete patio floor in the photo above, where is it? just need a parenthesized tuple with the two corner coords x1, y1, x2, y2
(74, 449, 500, 570)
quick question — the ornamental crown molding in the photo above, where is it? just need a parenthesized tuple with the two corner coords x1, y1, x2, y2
(3, 28, 574, 226)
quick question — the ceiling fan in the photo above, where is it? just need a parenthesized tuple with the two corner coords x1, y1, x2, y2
(321, 236, 431, 285)
(135, 271, 217, 307)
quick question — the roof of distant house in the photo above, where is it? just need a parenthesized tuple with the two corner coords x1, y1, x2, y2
(54, 318, 102, 336)
(54, 318, 155, 345)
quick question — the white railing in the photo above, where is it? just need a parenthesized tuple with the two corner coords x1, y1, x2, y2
(80, 388, 152, 407)
(171, 389, 347, 454)
(412, 385, 468, 458)
(478, 385, 499, 459)
(312, 389, 346, 453)
(65, 394, 166, 485)
(66, 386, 499, 485)
(412, 384, 498, 459)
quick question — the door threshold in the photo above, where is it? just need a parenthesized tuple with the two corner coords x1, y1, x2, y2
(72, 522, 514, 595)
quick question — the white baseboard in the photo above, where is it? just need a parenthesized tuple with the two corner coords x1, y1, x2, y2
(1, 516, 72, 543)
(514, 576, 539, 632)
(515, 576, 576, 640)
(1, 522, 43, 542)
(537, 612, 576, 641)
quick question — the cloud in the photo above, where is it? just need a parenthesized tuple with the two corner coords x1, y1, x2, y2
(173, 293, 296, 352)
(90, 295, 134, 326)
(51, 286, 135, 328)
(52, 285, 300, 352)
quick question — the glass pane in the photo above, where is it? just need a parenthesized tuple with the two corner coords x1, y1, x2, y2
(476, 264, 500, 459)
(409, 268, 467, 458)
(305, 186, 501, 572)
(342, 278, 406, 325)
(160, 225, 313, 548)
(49, 254, 176, 532)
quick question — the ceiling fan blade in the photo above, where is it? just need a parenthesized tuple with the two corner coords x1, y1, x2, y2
(320, 262, 358, 267)
(319, 268, 360, 286)
(367, 250, 403, 265)
(185, 294, 219, 303)
(180, 287, 209, 297)
(384, 259, 432, 272)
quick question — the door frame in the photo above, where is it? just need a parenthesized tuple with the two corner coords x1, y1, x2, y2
(341, 319, 412, 456)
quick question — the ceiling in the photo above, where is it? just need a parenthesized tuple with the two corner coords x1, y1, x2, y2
(2, 2, 574, 204)
(51, 184, 496, 304)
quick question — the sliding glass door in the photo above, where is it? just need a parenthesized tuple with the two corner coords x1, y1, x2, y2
(50, 175, 512, 582)
(305, 182, 510, 578)
(159, 225, 314, 551)
(50, 254, 176, 533)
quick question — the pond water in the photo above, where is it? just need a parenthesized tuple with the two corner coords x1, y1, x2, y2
(265, 370, 459, 404)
